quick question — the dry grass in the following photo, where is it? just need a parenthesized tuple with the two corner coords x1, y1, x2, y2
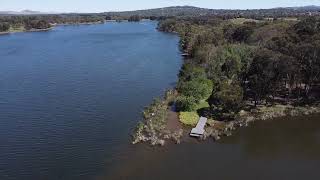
(230, 18, 261, 24)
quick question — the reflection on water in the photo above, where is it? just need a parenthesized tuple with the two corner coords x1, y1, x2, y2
(104, 115, 320, 180)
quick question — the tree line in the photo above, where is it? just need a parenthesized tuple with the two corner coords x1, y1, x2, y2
(158, 16, 320, 119)
(0, 14, 105, 32)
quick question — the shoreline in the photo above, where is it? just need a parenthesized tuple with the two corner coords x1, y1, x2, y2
(0, 27, 54, 35)
(133, 93, 320, 146)
(0, 21, 106, 36)
(54, 21, 105, 26)
(202, 104, 320, 141)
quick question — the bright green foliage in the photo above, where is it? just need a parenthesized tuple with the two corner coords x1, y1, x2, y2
(179, 112, 199, 126)
(177, 64, 213, 110)
(179, 78, 213, 101)
(196, 100, 210, 110)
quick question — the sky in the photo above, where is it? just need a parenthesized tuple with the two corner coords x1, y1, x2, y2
(1, 0, 320, 13)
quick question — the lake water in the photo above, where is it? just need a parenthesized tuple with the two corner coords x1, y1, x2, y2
(0, 22, 319, 180)
(105, 115, 320, 180)
(0, 22, 182, 180)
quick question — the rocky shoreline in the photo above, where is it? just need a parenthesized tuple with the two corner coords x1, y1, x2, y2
(133, 100, 320, 146)
(202, 104, 320, 141)
(0, 27, 54, 35)
(132, 90, 184, 146)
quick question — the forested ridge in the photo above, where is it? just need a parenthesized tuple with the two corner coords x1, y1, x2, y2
(104, 5, 320, 19)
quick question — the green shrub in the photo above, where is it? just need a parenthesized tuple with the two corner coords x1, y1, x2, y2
(179, 111, 199, 126)
(179, 78, 213, 101)
(196, 100, 210, 110)
(176, 95, 198, 112)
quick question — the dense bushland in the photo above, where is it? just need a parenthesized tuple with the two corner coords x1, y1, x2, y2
(159, 16, 320, 120)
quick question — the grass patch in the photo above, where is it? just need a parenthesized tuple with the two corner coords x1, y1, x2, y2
(281, 17, 298, 21)
(9, 26, 25, 33)
(230, 18, 261, 24)
(179, 111, 199, 126)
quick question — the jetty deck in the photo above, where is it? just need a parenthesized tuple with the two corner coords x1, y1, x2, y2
(190, 117, 207, 137)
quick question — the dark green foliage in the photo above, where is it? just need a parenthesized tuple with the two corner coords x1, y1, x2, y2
(24, 20, 51, 30)
(293, 17, 320, 36)
(158, 19, 177, 32)
(209, 80, 243, 111)
(231, 24, 255, 42)
(103, 6, 320, 19)
(105, 16, 112, 20)
(176, 96, 197, 111)
(149, 16, 157, 21)
(160, 15, 320, 118)
(0, 22, 10, 32)
(128, 15, 141, 22)
(247, 48, 280, 104)
(178, 64, 207, 82)
(206, 44, 254, 82)
(0, 14, 105, 30)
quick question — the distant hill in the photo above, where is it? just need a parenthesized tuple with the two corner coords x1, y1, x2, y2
(0, 10, 49, 15)
(104, 5, 320, 17)
(282, 5, 320, 11)
(104, 6, 212, 17)
(1, 5, 320, 16)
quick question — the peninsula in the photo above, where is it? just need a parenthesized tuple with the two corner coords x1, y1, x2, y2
(131, 6, 320, 146)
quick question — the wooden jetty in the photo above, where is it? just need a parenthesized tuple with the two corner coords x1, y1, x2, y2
(190, 117, 207, 137)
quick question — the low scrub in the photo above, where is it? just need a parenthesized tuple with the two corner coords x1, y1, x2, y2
(132, 90, 179, 146)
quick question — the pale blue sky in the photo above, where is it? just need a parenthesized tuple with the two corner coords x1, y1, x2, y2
(1, 0, 320, 13)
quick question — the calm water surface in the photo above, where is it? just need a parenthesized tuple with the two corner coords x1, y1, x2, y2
(0, 22, 319, 180)
(0, 22, 182, 180)
(105, 115, 320, 180)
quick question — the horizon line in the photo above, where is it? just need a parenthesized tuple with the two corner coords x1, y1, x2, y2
(0, 4, 319, 14)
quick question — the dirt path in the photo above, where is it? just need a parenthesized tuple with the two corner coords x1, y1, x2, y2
(166, 110, 182, 132)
